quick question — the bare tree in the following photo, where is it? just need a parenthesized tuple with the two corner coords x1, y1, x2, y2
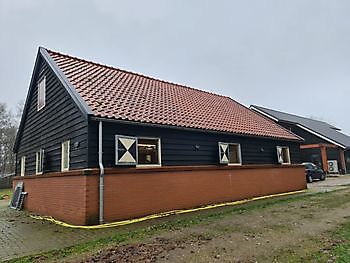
(0, 103, 19, 174)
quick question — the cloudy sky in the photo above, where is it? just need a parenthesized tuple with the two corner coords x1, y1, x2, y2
(1, 0, 349, 133)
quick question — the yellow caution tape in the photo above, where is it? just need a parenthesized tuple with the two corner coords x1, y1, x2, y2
(29, 189, 306, 229)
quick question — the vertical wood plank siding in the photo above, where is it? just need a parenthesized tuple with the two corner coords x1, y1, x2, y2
(15, 57, 88, 175)
(88, 121, 301, 168)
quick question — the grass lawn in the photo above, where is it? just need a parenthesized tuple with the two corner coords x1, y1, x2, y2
(0, 188, 12, 200)
(323, 221, 350, 262)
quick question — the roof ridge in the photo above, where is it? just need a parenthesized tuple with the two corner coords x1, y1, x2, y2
(45, 48, 231, 100)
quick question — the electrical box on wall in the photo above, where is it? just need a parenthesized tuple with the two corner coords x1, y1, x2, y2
(327, 160, 339, 174)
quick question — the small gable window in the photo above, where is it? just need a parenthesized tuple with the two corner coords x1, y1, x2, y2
(61, 140, 70, 171)
(20, 156, 26, 176)
(36, 149, 44, 174)
(277, 146, 291, 164)
(37, 76, 46, 111)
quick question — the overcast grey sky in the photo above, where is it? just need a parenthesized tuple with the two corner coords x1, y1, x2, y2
(1, 0, 349, 133)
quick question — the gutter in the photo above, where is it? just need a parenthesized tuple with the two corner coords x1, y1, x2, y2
(98, 121, 104, 224)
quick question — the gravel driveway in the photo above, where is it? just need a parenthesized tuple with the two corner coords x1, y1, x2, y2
(307, 175, 350, 192)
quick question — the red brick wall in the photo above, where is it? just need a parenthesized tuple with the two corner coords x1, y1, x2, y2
(13, 165, 306, 225)
(13, 170, 99, 225)
(103, 165, 306, 222)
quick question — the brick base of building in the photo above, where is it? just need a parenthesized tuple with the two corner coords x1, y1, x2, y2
(13, 165, 306, 225)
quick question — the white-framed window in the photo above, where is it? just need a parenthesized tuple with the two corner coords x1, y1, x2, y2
(37, 76, 46, 111)
(219, 142, 242, 165)
(20, 156, 26, 176)
(228, 143, 242, 165)
(277, 146, 291, 164)
(36, 149, 44, 174)
(61, 140, 70, 171)
(115, 135, 162, 167)
(137, 137, 161, 167)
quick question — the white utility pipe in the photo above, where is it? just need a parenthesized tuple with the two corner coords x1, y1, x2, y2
(98, 121, 104, 224)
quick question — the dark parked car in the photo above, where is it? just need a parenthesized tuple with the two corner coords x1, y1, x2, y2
(302, 162, 326, 183)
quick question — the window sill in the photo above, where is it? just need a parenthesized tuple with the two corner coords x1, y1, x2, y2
(136, 164, 162, 168)
(228, 163, 242, 166)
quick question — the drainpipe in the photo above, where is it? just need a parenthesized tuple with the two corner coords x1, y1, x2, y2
(98, 121, 104, 224)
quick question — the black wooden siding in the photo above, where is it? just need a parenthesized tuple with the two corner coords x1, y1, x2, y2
(278, 122, 331, 145)
(15, 56, 88, 175)
(88, 120, 302, 168)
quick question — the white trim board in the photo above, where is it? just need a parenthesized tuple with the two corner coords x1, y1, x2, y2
(296, 124, 346, 149)
(250, 106, 279, 122)
(250, 106, 304, 141)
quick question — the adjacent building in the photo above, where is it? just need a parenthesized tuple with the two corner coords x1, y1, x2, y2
(251, 105, 350, 174)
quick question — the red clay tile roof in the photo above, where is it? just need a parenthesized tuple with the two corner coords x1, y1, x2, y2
(47, 49, 300, 141)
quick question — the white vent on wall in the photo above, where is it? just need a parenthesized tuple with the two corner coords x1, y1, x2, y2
(327, 160, 339, 174)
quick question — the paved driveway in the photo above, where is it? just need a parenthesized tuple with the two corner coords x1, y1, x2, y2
(0, 202, 116, 261)
(1, 175, 350, 261)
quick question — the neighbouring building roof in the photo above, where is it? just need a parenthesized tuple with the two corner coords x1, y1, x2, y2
(38, 48, 300, 141)
(250, 105, 350, 149)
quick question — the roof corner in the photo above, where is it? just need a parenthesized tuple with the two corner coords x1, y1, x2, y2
(39, 48, 93, 117)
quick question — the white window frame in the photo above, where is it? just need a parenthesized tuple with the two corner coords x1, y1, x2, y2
(36, 149, 44, 175)
(20, 156, 26, 176)
(218, 142, 242, 165)
(136, 137, 162, 168)
(37, 76, 46, 111)
(227, 143, 242, 165)
(61, 140, 70, 172)
(277, 146, 291, 164)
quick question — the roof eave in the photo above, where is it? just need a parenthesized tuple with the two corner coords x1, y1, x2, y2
(39, 47, 94, 117)
(91, 116, 302, 142)
(296, 124, 347, 149)
(249, 105, 304, 142)
(250, 105, 349, 149)
(14, 50, 42, 152)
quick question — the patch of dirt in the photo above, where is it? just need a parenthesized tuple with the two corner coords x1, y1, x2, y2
(0, 194, 10, 200)
(79, 188, 350, 263)
(81, 237, 188, 263)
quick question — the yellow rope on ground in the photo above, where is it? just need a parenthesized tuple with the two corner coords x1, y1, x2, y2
(29, 189, 307, 229)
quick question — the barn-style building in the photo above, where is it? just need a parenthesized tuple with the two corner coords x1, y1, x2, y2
(251, 105, 350, 174)
(13, 47, 306, 225)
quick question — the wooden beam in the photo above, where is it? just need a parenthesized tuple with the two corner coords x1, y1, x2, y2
(300, 143, 338, 149)
(339, 149, 347, 174)
(321, 146, 328, 173)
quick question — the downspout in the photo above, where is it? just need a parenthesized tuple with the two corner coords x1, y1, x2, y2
(98, 121, 104, 224)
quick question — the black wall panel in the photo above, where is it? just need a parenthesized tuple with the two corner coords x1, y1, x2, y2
(15, 57, 88, 175)
(88, 120, 302, 168)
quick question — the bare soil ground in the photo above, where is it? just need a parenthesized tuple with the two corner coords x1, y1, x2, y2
(78, 188, 350, 263)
